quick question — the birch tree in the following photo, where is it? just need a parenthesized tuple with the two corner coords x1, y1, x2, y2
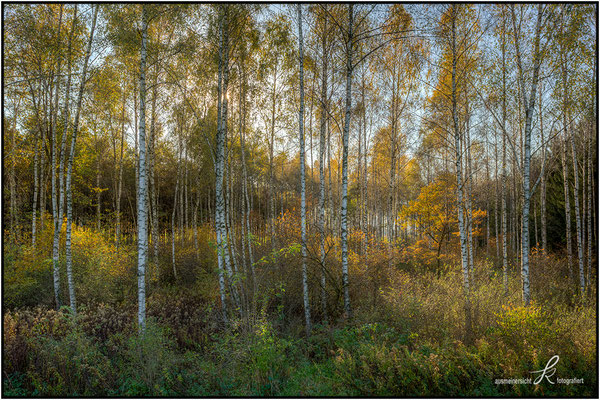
(316, 5, 330, 324)
(558, 6, 585, 295)
(511, 4, 546, 306)
(137, 4, 149, 333)
(50, 5, 64, 310)
(297, 4, 312, 336)
(215, 6, 230, 323)
(65, 4, 98, 314)
(339, 4, 354, 318)
(449, 5, 473, 341)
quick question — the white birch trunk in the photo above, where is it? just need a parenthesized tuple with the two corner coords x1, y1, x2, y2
(561, 129, 573, 279)
(220, 21, 239, 312)
(318, 8, 329, 324)
(512, 4, 543, 306)
(238, 65, 255, 295)
(215, 7, 229, 323)
(450, 6, 472, 340)
(149, 70, 159, 273)
(587, 125, 593, 289)
(588, 55, 596, 287)
(116, 89, 125, 250)
(51, 5, 64, 310)
(340, 4, 354, 318)
(32, 123, 40, 246)
(137, 6, 149, 333)
(465, 101, 474, 279)
(539, 85, 547, 252)
(559, 49, 585, 294)
(568, 109, 585, 295)
(172, 140, 181, 281)
(65, 4, 97, 315)
(298, 4, 312, 336)
(10, 101, 19, 239)
(494, 129, 500, 262)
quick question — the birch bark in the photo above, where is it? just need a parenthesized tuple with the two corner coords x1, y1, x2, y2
(137, 5, 149, 333)
(65, 4, 97, 315)
(298, 4, 312, 335)
(318, 7, 329, 323)
(340, 4, 354, 318)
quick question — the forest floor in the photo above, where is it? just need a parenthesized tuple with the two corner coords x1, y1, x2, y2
(3, 226, 597, 397)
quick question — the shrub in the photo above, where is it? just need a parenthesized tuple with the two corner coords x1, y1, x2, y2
(4, 245, 54, 309)
(489, 302, 556, 369)
(3, 372, 28, 397)
(147, 288, 219, 351)
(3, 308, 72, 376)
(282, 359, 340, 397)
(26, 327, 113, 396)
(212, 316, 301, 396)
(331, 338, 499, 396)
(71, 226, 136, 305)
(78, 303, 135, 345)
(116, 320, 179, 396)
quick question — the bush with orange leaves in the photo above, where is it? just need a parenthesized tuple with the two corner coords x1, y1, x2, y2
(398, 177, 487, 272)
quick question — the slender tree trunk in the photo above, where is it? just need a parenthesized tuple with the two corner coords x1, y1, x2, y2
(340, 4, 354, 319)
(559, 49, 585, 294)
(180, 143, 186, 237)
(539, 85, 547, 252)
(561, 129, 573, 279)
(37, 79, 48, 235)
(387, 65, 398, 267)
(465, 98, 474, 279)
(116, 89, 125, 249)
(226, 153, 240, 306)
(358, 73, 365, 257)
(133, 75, 139, 231)
(65, 4, 97, 315)
(239, 65, 255, 295)
(172, 139, 181, 281)
(388, 92, 397, 269)
(51, 5, 64, 310)
(318, 8, 329, 324)
(534, 200, 539, 247)
(149, 70, 159, 272)
(221, 22, 238, 311)
(137, 6, 149, 333)
(193, 168, 200, 259)
(298, 4, 312, 335)
(10, 101, 19, 240)
(362, 80, 369, 260)
(40, 135, 47, 234)
(32, 122, 40, 246)
(269, 72, 277, 251)
(494, 128, 500, 262)
(587, 123, 593, 289)
(588, 55, 597, 288)
(184, 146, 189, 233)
(96, 149, 101, 231)
(215, 7, 231, 323)
(60, 4, 77, 312)
(582, 139, 587, 281)
(512, 4, 543, 306)
(486, 167, 490, 254)
(239, 159, 247, 304)
(327, 118, 333, 233)
(567, 94, 585, 295)
(451, 6, 472, 342)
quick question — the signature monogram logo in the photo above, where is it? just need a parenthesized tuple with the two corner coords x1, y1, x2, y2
(530, 355, 559, 385)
